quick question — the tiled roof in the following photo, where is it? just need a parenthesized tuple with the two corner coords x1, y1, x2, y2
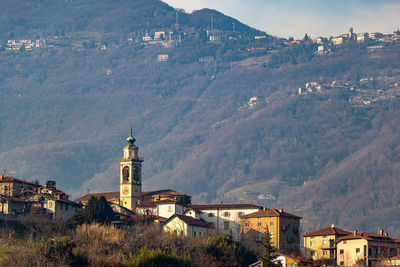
(172, 214, 211, 228)
(142, 189, 185, 197)
(337, 231, 399, 243)
(303, 226, 351, 237)
(241, 208, 301, 219)
(76, 189, 185, 203)
(190, 203, 262, 210)
(75, 191, 120, 203)
(0, 175, 42, 187)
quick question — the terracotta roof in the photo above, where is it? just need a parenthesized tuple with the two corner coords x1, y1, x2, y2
(190, 203, 262, 210)
(337, 231, 399, 243)
(241, 208, 301, 219)
(164, 214, 211, 228)
(303, 226, 351, 237)
(75, 191, 120, 203)
(142, 189, 185, 197)
(0, 175, 42, 187)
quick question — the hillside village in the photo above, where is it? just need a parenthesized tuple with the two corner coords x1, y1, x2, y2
(1, 24, 399, 63)
(1, 130, 399, 267)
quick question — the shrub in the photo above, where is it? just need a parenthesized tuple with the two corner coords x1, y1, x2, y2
(123, 247, 191, 267)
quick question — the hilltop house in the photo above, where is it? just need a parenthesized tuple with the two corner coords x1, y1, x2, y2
(163, 214, 211, 237)
(0, 175, 82, 220)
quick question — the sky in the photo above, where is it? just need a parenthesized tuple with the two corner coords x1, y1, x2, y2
(162, 0, 400, 39)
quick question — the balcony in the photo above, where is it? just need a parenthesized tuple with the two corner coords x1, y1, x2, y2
(321, 240, 335, 249)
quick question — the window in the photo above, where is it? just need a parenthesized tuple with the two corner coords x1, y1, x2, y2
(270, 221, 274, 226)
(322, 240, 328, 246)
(340, 249, 344, 255)
(238, 212, 244, 216)
(310, 241, 315, 246)
(257, 222, 262, 227)
(270, 232, 274, 238)
(224, 212, 230, 217)
(310, 251, 315, 257)
(208, 213, 214, 217)
(199, 232, 201, 236)
(356, 248, 360, 254)
(323, 251, 328, 256)
(193, 231, 196, 237)
(224, 222, 229, 230)
(245, 222, 249, 228)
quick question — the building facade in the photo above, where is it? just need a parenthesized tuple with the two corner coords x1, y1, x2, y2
(240, 208, 301, 255)
(303, 225, 351, 261)
(336, 230, 400, 267)
(189, 203, 262, 241)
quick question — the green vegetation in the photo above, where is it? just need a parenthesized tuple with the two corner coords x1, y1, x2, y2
(68, 196, 115, 227)
(261, 227, 280, 267)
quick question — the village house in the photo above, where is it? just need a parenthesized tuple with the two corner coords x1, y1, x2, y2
(163, 213, 211, 237)
(0, 175, 82, 220)
(240, 208, 301, 255)
(189, 203, 262, 241)
(336, 229, 400, 267)
(303, 225, 351, 261)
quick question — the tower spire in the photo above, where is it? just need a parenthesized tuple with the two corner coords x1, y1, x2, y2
(126, 127, 136, 145)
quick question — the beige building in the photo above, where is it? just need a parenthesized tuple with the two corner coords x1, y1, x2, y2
(303, 225, 350, 261)
(336, 230, 400, 267)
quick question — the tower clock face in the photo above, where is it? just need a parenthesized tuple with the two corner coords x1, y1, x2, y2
(122, 186, 129, 196)
(122, 166, 130, 181)
(132, 165, 140, 183)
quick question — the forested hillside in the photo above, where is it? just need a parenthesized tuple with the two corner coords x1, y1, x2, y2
(1, 0, 400, 235)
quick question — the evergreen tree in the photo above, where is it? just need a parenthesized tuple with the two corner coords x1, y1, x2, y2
(261, 226, 281, 267)
(82, 196, 115, 225)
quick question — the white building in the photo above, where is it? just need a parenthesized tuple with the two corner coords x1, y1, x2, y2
(189, 203, 262, 241)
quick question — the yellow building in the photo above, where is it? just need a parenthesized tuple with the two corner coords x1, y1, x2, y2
(303, 225, 350, 262)
(241, 208, 301, 255)
(336, 230, 400, 267)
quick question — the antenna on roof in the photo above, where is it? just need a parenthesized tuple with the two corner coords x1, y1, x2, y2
(175, 11, 179, 32)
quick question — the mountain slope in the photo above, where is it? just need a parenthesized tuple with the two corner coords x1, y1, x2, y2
(0, 0, 400, 235)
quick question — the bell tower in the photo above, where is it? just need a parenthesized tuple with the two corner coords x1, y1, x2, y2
(119, 128, 143, 211)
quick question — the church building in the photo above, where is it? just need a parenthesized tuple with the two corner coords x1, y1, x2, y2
(76, 129, 190, 215)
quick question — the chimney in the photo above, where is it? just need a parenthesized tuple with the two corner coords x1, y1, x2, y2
(0, 174, 3, 179)
(219, 201, 222, 205)
(385, 232, 388, 237)
(279, 208, 283, 213)
(379, 229, 384, 235)
(354, 230, 357, 236)
(263, 206, 266, 211)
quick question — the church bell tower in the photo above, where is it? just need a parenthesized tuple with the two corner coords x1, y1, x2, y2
(119, 128, 143, 211)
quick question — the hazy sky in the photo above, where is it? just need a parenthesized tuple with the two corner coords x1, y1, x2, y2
(162, 0, 400, 39)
